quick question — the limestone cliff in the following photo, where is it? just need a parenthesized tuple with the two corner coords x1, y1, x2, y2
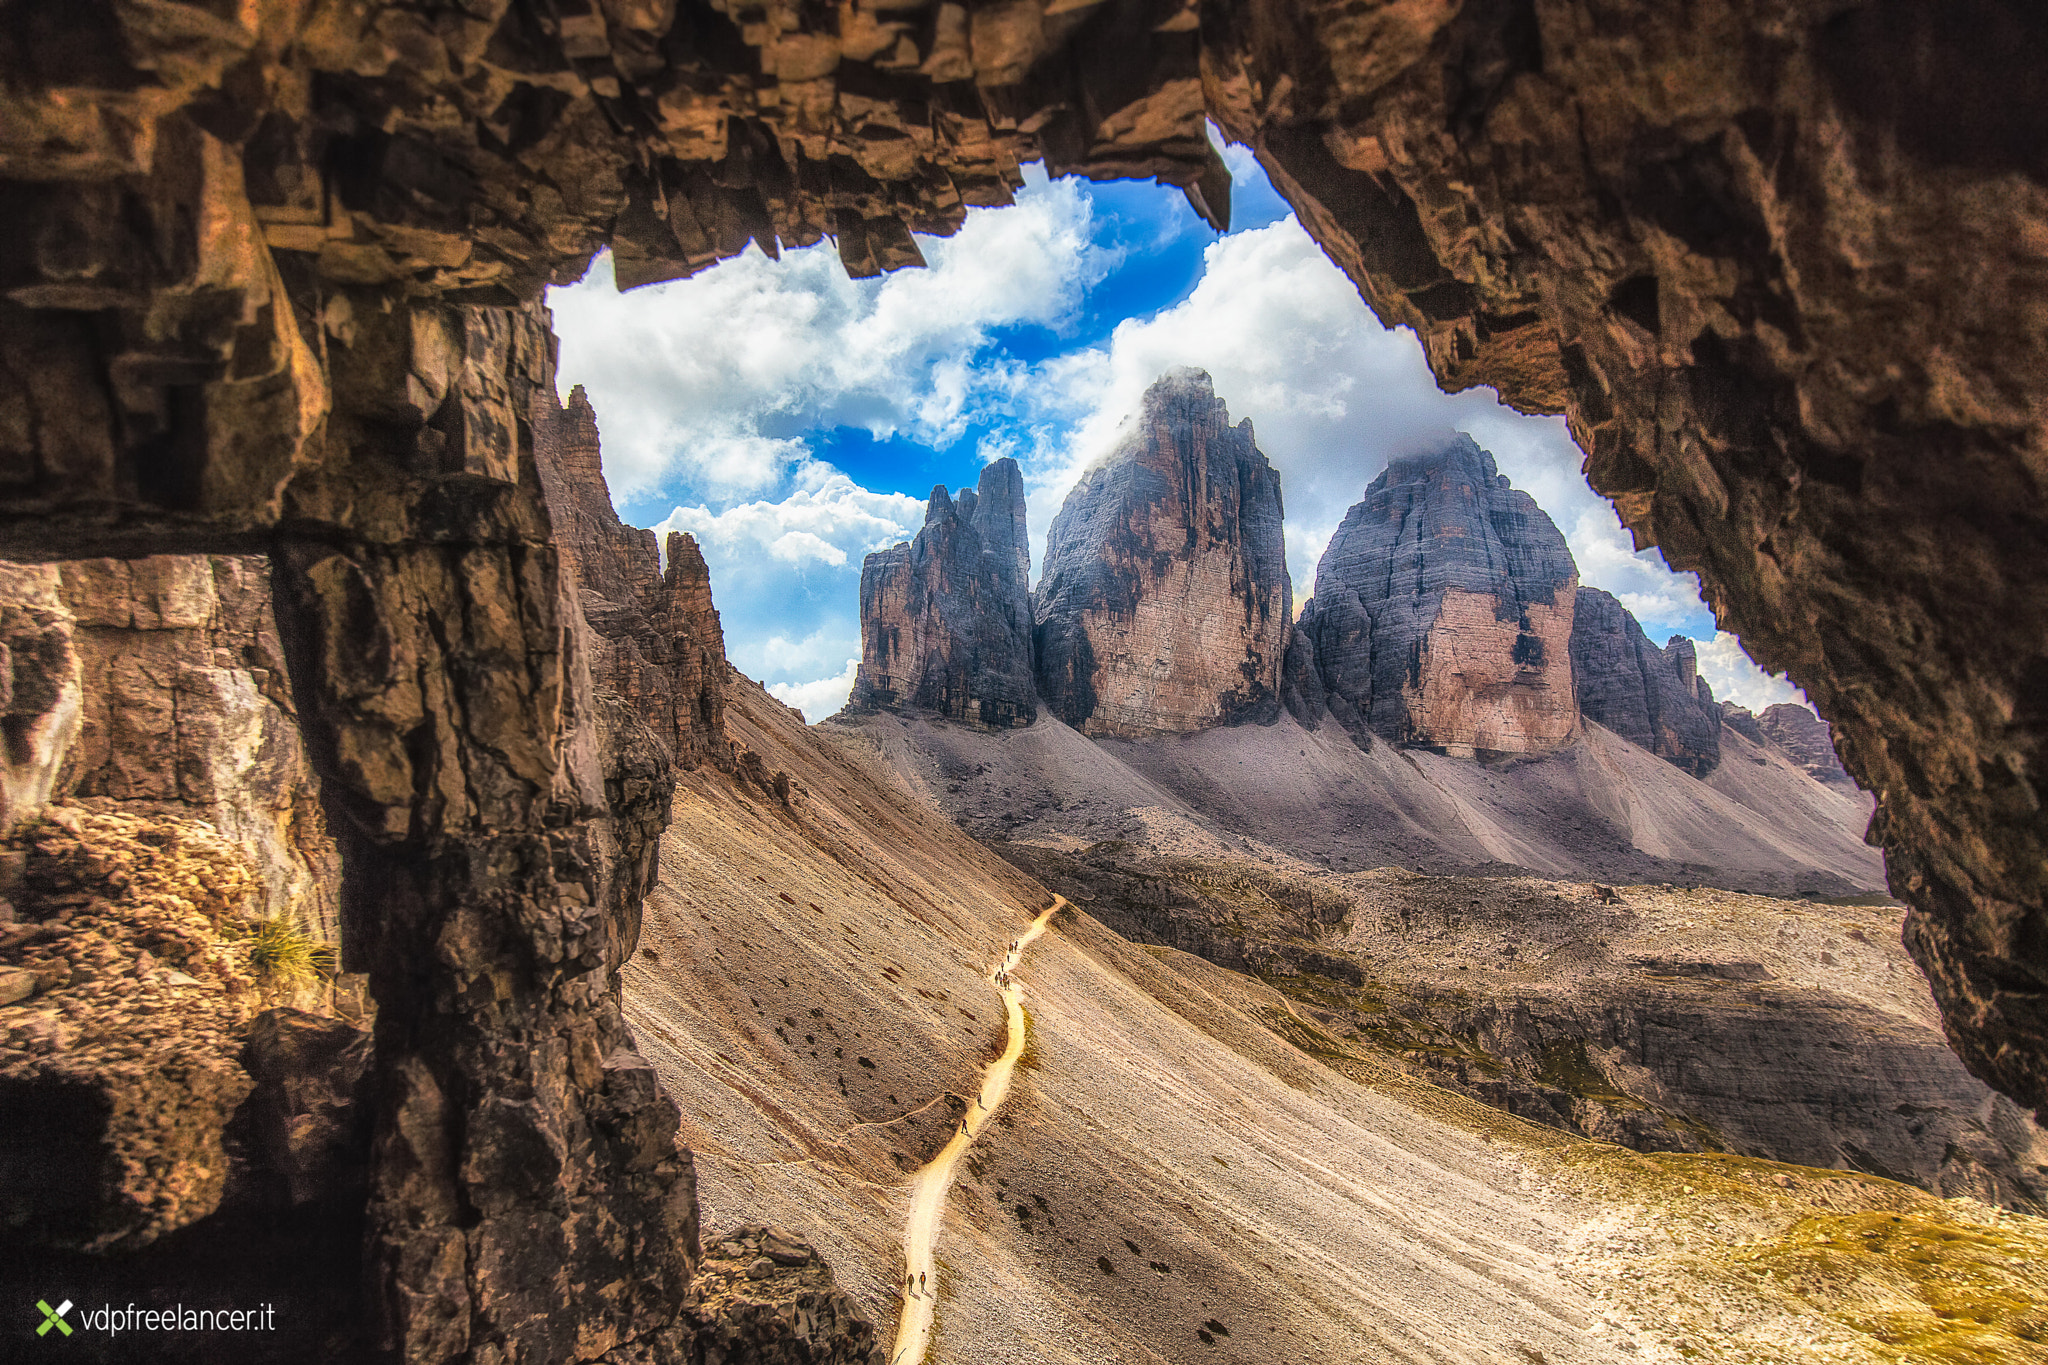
(0, 0, 2043, 1122)
(1034, 369, 1290, 737)
(1293, 436, 1579, 757)
(847, 459, 1034, 728)
(1761, 703, 1858, 789)
(0, 556, 340, 934)
(534, 383, 729, 774)
(1570, 587, 1725, 777)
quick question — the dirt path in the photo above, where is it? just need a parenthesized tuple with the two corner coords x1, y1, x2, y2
(889, 897, 1066, 1365)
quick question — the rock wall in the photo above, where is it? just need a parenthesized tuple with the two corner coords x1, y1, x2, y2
(848, 458, 1035, 728)
(1294, 436, 1579, 757)
(1034, 369, 1290, 737)
(1198, 3, 2048, 1113)
(1570, 587, 1725, 777)
(1760, 703, 1857, 789)
(534, 382, 730, 774)
(0, 555, 341, 935)
(1, 0, 2047, 1289)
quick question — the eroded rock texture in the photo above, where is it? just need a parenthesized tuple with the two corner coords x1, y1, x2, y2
(535, 382, 730, 773)
(1760, 703, 1856, 789)
(1293, 436, 1578, 757)
(1199, 4, 2048, 1112)
(1034, 369, 1289, 737)
(1, 0, 2046, 1316)
(1570, 587, 1723, 777)
(848, 458, 1035, 728)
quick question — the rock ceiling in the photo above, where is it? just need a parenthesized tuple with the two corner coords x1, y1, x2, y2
(0, 2, 2044, 1351)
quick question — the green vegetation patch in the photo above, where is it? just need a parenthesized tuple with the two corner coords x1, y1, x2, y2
(1729, 1209, 2048, 1363)
(245, 914, 337, 990)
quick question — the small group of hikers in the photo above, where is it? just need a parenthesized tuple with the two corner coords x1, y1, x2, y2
(904, 1270, 928, 1297)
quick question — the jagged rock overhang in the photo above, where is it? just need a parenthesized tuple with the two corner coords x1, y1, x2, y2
(0, 0, 2042, 1158)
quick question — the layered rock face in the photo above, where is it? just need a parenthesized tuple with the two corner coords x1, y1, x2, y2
(1034, 370, 1290, 737)
(3, 0, 2048, 1289)
(534, 382, 729, 774)
(848, 459, 1034, 728)
(1570, 587, 1725, 777)
(1292, 436, 1579, 757)
(0, 555, 341, 931)
(1761, 703, 1857, 789)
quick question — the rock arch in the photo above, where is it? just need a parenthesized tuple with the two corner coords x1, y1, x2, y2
(2, 0, 2044, 1355)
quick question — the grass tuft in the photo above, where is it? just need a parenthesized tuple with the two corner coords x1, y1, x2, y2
(246, 915, 337, 989)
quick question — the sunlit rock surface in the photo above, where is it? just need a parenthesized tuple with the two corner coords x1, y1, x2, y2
(535, 382, 730, 773)
(1292, 436, 1579, 757)
(1034, 369, 1290, 737)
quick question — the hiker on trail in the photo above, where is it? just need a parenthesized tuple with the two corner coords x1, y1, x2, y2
(918, 1271, 926, 1293)
(905, 1272, 913, 1296)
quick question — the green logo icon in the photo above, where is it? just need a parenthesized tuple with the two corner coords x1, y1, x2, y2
(36, 1300, 72, 1338)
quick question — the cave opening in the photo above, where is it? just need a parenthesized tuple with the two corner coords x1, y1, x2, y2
(541, 140, 1801, 729)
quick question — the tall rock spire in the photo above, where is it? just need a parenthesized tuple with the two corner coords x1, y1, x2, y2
(1291, 435, 1579, 756)
(1032, 368, 1291, 737)
(848, 457, 1035, 728)
(532, 382, 729, 771)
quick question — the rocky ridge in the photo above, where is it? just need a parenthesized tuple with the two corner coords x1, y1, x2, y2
(1570, 587, 1725, 777)
(1760, 703, 1857, 789)
(1033, 368, 1290, 737)
(1289, 435, 1580, 757)
(535, 382, 730, 775)
(847, 458, 1035, 728)
(1, 0, 2041, 1115)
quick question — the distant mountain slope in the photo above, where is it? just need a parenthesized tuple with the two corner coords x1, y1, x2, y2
(837, 706, 1884, 897)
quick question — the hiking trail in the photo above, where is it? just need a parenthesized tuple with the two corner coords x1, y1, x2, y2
(888, 896, 1066, 1365)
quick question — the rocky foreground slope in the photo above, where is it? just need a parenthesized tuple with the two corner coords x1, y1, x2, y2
(637, 664, 2048, 1365)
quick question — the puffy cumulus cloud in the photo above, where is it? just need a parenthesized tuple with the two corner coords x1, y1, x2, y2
(655, 466, 923, 564)
(650, 469, 920, 692)
(769, 657, 861, 723)
(1695, 632, 1810, 714)
(548, 173, 1112, 500)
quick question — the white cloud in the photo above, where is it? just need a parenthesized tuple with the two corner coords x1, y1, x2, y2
(549, 172, 1114, 501)
(769, 658, 860, 723)
(1696, 632, 1809, 714)
(654, 469, 922, 565)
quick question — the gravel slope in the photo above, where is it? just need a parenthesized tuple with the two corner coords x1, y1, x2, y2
(836, 707, 1884, 896)
(621, 675, 2041, 1364)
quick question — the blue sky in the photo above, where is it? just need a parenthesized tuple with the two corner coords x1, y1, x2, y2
(549, 137, 1801, 720)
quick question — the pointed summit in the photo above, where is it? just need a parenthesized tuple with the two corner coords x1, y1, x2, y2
(1033, 370, 1291, 736)
(1291, 434, 1579, 756)
(847, 458, 1035, 728)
